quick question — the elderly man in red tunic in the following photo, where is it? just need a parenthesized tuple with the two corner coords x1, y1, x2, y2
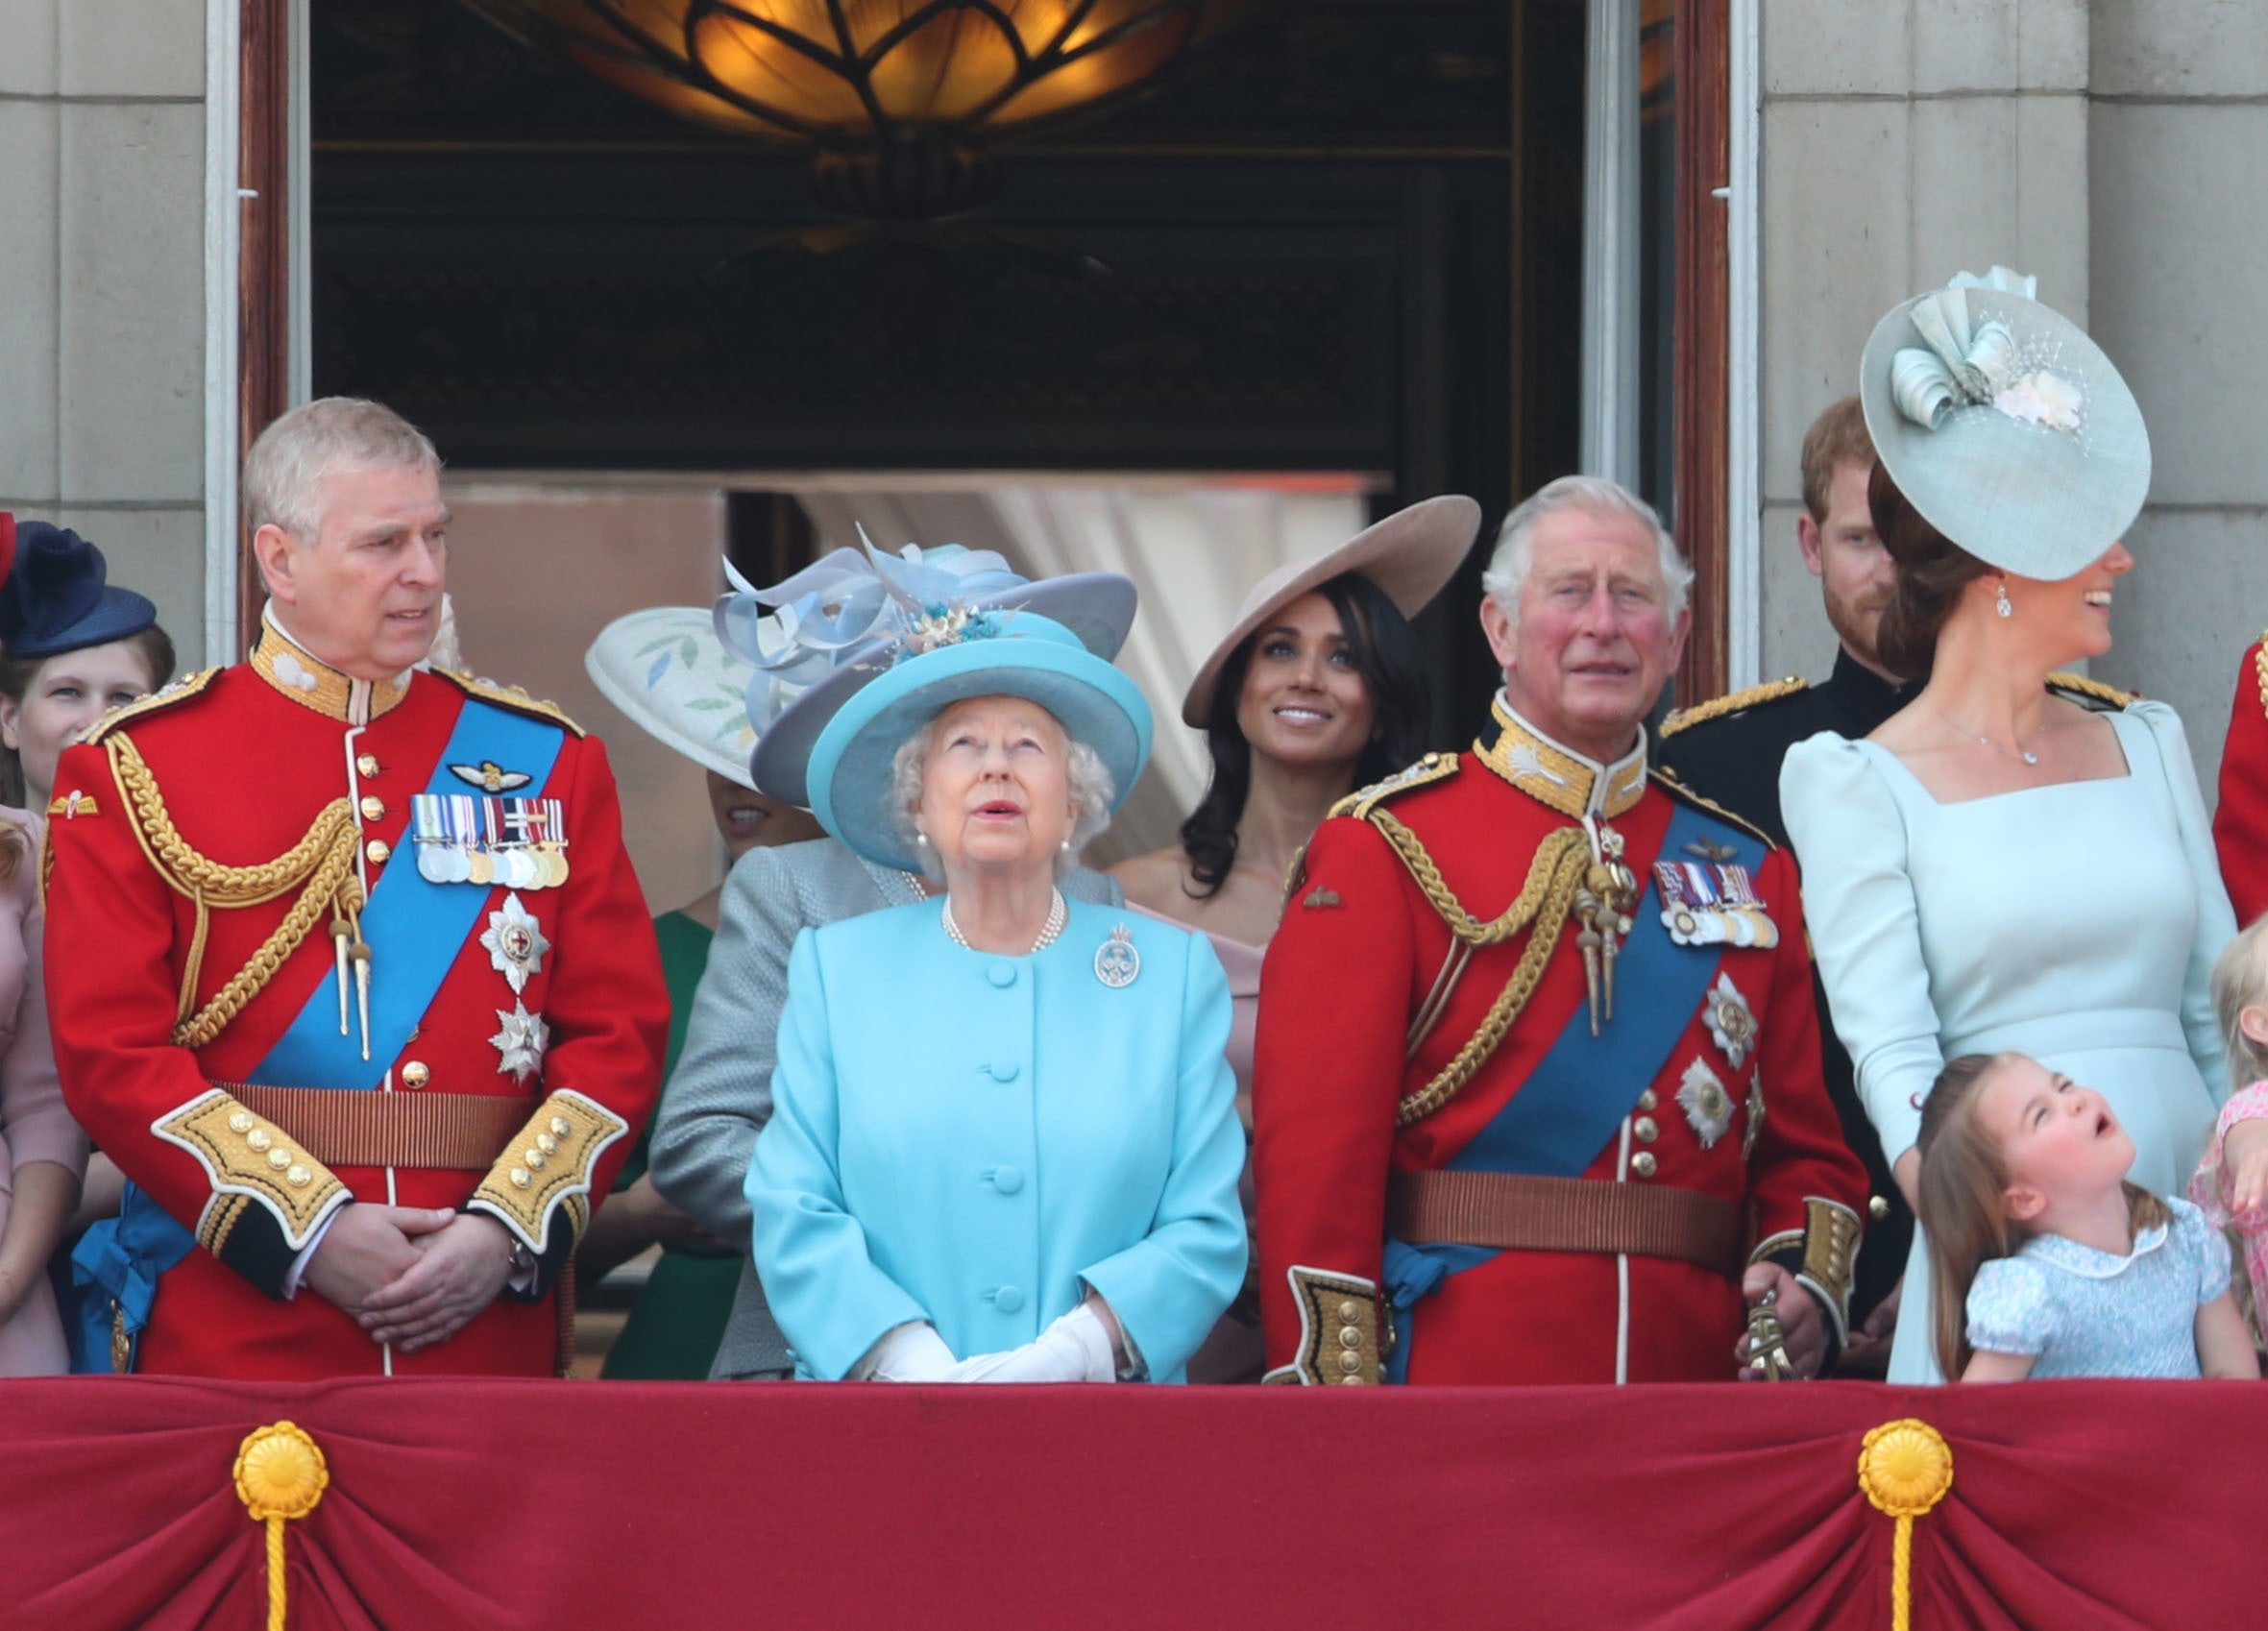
(1254, 475, 1866, 1386)
(47, 398, 666, 1378)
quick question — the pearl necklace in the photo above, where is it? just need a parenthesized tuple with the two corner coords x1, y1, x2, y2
(941, 889, 1067, 955)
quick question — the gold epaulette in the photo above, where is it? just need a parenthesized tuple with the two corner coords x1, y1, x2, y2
(1328, 751, 1459, 821)
(80, 668, 223, 745)
(432, 669, 586, 738)
(1648, 766, 1776, 851)
(2046, 669, 2134, 712)
(1658, 675, 1807, 738)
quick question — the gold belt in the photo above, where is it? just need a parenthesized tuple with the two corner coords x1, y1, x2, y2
(222, 1083, 525, 1171)
(1387, 1170, 1745, 1278)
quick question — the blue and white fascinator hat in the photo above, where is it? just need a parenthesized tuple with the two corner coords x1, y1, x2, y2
(803, 608, 1154, 874)
(584, 607, 768, 791)
(725, 533, 1137, 808)
(1859, 266, 2150, 582)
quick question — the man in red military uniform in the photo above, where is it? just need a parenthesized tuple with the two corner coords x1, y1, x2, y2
(47, 397, 667, 1379)
(2215, 636, 2268, 927)
(1254, 475, 1866, 1385)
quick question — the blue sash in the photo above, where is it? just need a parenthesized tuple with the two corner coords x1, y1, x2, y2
(251, 698, 563, 1088)
(67, 694, 564, 1370)
(1380, 801, 1760, 1376)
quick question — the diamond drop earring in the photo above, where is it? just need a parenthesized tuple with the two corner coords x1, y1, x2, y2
(1995, 581, 2013, 620)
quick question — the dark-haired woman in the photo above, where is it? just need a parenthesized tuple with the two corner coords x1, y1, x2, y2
(1781, 272, 2232, 1382)
(1114, 497, 1475, 1378)
(0, 520, 174, 1373)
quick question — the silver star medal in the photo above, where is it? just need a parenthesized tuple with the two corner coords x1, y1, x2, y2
(1704, 973, 1758, 1069)
(480, 893, 550, 995)
(1676, 1057, 1735, 1150)
(1095, 924, 1140, 988)
(491, 1002, 549, 1083)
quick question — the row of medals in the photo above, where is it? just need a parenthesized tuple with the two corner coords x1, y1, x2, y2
(417, 841, 570, 890)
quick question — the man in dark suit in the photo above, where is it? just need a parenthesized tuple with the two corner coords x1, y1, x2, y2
(1654, 396, 1909, 1370)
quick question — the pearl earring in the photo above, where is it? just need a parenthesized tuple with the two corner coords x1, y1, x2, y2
(1995, 582, 2013, 620)
(915, 831, 929, 847)
(1060, 837, 1072, 852)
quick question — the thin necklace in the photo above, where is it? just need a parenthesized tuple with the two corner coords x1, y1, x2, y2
(941, 889, 1067, 955)
(1929, 701, 2040, 766)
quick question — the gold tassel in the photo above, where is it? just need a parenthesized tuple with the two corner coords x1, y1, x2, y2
(233, 1422, 329, 1631)
(1857, 1418, 1954, 1631)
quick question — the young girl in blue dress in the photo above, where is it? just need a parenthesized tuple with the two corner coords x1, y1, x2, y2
(1916, 1051, 2257, 1382)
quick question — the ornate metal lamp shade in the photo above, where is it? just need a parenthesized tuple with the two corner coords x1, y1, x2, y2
(458, 1, 1247, 215)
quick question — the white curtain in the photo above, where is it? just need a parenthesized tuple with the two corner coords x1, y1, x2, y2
(787, 483, 1366, 861)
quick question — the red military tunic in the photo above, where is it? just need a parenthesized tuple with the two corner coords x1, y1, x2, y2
(1254, 698, 1866, 1385)
(2215, 638, 2268, 927)
(45, 616, 667, 1378)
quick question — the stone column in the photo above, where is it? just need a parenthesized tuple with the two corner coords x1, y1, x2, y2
(0, 0, 211, 660)
(1754, 1, 2091, 685)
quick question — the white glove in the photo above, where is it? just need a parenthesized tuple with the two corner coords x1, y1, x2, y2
(950, 1304, 1118, 1384)
(861, 1321, 961, 1382)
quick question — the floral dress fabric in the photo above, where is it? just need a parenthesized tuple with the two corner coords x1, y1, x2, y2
(1965, 1197, 2231, 1378)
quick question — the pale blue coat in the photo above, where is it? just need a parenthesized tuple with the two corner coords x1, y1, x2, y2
(747, 897, 1247, 1382)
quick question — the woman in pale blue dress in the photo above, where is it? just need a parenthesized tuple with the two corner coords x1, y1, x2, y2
(1781, 270, 2235, 1382)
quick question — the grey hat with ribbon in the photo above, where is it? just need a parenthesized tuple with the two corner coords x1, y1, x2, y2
(1859, 267, 2150, 582)
(719, 532, 1137, 809)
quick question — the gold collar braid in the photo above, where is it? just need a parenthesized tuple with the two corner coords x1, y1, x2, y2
(1363, 813, 1592, 1126)
(107, 733, 367, 1049)
(1474, 696, 1648, 820)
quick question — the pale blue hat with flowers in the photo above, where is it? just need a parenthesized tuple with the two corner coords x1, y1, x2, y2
(1859, 266, 2151, 582)
(731, 534, 1136, 808)
(803, 608, 1154, 873)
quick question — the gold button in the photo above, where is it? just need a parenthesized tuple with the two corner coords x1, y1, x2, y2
(1336, 1299, 1361, 1322)
(267, 1148, 292, 1171)
(401, 1061, 430, 1089)
(366, 840, 391, 865)
(510, 1167, 531, 1189)
(1631, 1152, 1657, 1179)
(246, 1129, 273, 1152)
(356, 753, 380, 778)
(1636, 1089, 1658, 1111)
(549, 1116, 571, 1138)
(524, 1148, 547, 1170)
(1338, 1375, 1365, 1386)
(1336, 1351, 1362, 1374)
(1337, 1327, 1361, 1350)
(1632, 1116, 1658, 1143)
(285, 1164, 310, 1188)
(228, 1110, 255, 1133)
(1869, 1195, 1891, 1221)
(359, 795, 385, 821)
(536, 1132, 558, 1156)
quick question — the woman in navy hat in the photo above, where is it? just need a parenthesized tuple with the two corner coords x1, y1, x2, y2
(747, 596, 1246, 1383)
(0, 519, 175, 1373)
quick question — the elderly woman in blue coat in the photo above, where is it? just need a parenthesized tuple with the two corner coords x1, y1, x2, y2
(748, 605, 1247, 1382)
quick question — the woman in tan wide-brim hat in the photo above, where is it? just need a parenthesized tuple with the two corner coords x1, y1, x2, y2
(1110, 493, 1477, 1380)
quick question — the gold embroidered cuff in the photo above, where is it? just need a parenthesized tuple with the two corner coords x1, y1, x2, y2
(1261, 1265, 1386, 1386)
(465, 1089, 627, 1254)
(1796, 1196, 1862, 1345)
(154, 1088, 350, 1253)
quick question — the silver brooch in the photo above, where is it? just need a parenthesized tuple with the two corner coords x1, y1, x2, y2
(1095, 924, 1140, 988)
(490, 1002, 549, 1083)
(1704, 973, 1758, 1069)
(480, 892, 549, 995)
(1677, 1057, 1735, 1149)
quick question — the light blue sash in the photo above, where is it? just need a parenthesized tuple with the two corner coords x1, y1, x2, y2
(249, 697, 562, 1088)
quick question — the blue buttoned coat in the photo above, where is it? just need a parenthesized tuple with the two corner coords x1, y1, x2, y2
(748, 897, 1247, 1382)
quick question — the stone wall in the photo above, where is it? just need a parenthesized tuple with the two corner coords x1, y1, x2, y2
(0, 0, 209, 665)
